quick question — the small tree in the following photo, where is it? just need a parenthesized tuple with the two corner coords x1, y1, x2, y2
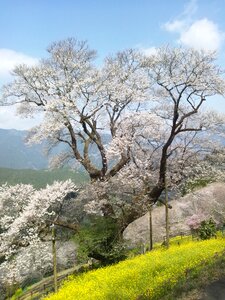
(186, 214, 206, 233)
(187, 215, 217, 240)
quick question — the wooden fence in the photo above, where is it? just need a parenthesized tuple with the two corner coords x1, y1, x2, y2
(12, 263, 92, 300)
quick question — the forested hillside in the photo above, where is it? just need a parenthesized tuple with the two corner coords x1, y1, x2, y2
(0, 167, 88, 188)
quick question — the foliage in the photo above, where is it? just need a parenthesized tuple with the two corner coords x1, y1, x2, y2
(74, 216, 128, 266)
(180, 150, 225, 196)
(198, 218, 217, 240)
(44, 238, 225, 300)
(11, 288, 23, 300)
(187, 216, 217, 240)
(181, 178, 212, 196)
(0, 167, 88, 189)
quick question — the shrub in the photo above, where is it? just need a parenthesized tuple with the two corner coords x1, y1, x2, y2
(74, 216, 128, 266)
(181, 178, 211, 196)
(198, 218, 217, 240)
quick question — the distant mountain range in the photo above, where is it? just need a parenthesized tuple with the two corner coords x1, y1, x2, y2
(0, 128, 111, 170)
(0, 129, 49, 169)
(0, 129, 89, 187)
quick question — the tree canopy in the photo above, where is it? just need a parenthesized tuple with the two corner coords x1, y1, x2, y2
(1, 38, 225, 211)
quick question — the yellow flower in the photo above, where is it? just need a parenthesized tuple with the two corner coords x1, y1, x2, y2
(44, 237, 225, 300)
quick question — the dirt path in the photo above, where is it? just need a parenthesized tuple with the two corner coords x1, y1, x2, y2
(201, 279, 225, 300)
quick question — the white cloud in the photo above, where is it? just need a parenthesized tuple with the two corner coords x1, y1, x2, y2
(0, 49, 38, 82)
(179, 18, 224, 51)
(163, 0, 224, 51)
(164, 20, 185, 33)
(0, 106, 42, 130)
(0, 50, 39, 130)
(163, 0, 197, 33)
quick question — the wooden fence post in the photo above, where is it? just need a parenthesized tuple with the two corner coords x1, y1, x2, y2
(51, 224, 57, 293)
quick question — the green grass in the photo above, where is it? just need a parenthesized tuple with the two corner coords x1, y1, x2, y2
(44, 237, 225, 300)
(0, 167, 88, 189)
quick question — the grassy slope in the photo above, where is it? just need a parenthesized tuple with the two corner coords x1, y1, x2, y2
(44, 237, 225, 300)
(0, 167, 88, 189)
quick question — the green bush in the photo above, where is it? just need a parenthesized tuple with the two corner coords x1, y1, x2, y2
(198, 218, 217, 240)
(11, 288, 23, 299)
(74, 216, 128, 266)
(181, 178, 211, 196)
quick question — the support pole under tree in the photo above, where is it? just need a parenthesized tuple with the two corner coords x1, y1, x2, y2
(165, 174, 169, 249)
(148, 204, 153, 251)
(51, 224, 57, 293)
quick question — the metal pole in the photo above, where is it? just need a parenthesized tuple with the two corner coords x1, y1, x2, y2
(51, 224, 57, 292)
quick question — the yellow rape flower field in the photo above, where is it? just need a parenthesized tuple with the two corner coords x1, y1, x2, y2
(44, 238, 225, 300)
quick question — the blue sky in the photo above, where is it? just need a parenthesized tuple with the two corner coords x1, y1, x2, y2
(0, 0, 225, 129)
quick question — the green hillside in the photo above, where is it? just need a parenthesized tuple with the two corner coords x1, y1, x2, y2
(0, 167, 88, 189)
(44, 237, 225, 300)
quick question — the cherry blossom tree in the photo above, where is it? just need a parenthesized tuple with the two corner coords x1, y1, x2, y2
(0, 180, 80, 294)
(1, 40, 225, 219)
(0, 180, 77, 269)
(83, 47, 225, 226)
